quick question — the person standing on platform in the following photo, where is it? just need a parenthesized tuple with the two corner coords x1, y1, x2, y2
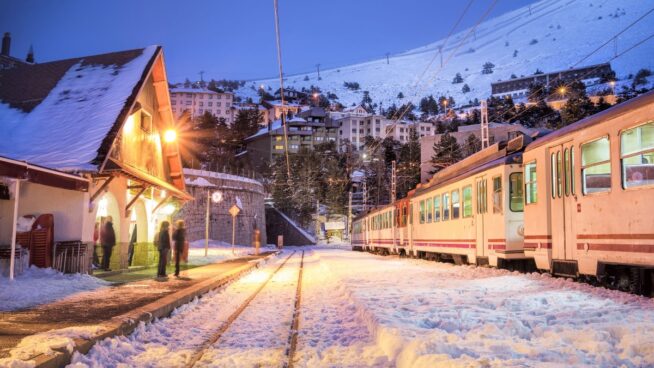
(172, 220, 186, 277)
(100, 217, 116, 271)
(157, 221, 171, 278)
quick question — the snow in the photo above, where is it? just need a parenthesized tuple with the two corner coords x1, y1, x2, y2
(247, 119, 282, 139)
(0, 266, 109, 312)
(64, 249, 654, 367)
(184, 176, 215, 187)
(275, 209, 317, 244)
(0, 46, 157, 171)
(236, 0, 654, 109)
(187, 239, 270, 266)
(183, 168, 263, 187)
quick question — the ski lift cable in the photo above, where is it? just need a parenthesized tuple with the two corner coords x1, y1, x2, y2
(492, 6, 654, 123)
(368, 0, 498, 155)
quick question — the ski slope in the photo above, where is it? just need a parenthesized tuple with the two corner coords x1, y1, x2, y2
(237, 0, 654, 107)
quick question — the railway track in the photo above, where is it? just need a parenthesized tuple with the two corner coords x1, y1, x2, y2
(185, 250, 306, 368)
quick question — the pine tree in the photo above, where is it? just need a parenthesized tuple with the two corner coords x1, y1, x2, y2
(397, 126, 421, 197)
(397, 92, 404, 99)
(463, 134, 482, 156)
(452, 73, 464, 84)
(482, 62, 495, 74)
(430, 132, 463, 174)
(462, 84, 471, 93)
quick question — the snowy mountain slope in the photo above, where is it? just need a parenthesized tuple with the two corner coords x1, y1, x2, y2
(237, 0, 654, 108)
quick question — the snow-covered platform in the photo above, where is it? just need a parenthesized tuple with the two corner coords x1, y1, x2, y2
(0, 247, 275, 366)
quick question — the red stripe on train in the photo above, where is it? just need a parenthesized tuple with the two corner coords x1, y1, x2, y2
(577, 243, 654, 253)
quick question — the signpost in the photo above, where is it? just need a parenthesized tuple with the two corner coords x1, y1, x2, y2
(229, 204, 241, 255)
(205, 190, 223, 256)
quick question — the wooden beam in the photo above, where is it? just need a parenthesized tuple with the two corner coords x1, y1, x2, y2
(152, 195, 171, 213)
(125, 186, 148, 218)
(90, 176, 115, 203)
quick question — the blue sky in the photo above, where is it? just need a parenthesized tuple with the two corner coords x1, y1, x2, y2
(1, 0, 535, 82)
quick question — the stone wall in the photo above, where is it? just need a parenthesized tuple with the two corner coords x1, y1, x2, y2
(174, 169, 267, 246)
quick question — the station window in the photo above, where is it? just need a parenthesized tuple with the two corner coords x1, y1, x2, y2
(581, 137, 611, 194)
(451, 190, 460, 219)
(442, 193, 450, 221)
(462, 186, 472, 217)
(509, 173, 524, 212)
(419, 200, 425, 224)
(620, 122, 654, 188)
(433, 196, 441, 222)
(525, 162, 537, 204)
(492, 176, 502, 213)
(426, 197, 433, 223)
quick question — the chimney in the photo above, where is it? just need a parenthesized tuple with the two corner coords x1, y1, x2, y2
(26, 44, 34, 63)
(1, 32, 10, 56)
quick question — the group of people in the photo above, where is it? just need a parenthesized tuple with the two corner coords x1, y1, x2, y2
(93, 217, 187, 279)
(157, 220, 187, 278)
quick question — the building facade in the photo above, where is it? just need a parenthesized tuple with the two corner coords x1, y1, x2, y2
(335, 112, 435, 151)
(170, 87, 234, 123)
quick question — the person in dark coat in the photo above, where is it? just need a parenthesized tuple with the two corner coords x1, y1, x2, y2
(101, 217, 116, 271)
(157, 221, 171, 278)
(172, 220, 186, 277)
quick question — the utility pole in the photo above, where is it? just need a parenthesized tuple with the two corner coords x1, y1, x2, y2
(315, 199, 321, 240)
(362, 181, 368, 213)
(347, 191, 353, 240)
(438, 45, 443, 68)
(315, 63, 321, 79)
(385, 52, 390, 65)
(391, 160, 397, 204)
(481, 99, 490, 149)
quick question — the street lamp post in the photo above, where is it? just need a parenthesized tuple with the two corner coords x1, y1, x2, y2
(205, 190, 223, 256)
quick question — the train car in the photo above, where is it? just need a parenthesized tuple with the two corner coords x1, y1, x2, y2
(363, 204, 397, 254)
(393, 190, 415, 256)
(351, 215, 366, 251)
(522, 90, 654, 294)
(410, 137, 530, 268)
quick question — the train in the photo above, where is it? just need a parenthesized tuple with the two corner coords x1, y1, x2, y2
(352, 89, 654, 295)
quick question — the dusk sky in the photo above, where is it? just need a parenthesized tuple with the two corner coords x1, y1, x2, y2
(1, 0, 535, 82)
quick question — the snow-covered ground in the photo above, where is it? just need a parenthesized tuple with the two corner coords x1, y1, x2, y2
(68, 248, 654, 367)
(0, 266, 109, 312)
(188, 239, 274, 266)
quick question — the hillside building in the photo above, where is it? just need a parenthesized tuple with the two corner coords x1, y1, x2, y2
(170, 87, 234, 123)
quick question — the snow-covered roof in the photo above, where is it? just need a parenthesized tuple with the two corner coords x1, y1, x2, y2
(0, 46, 159, 171)
(288, 116, 306, 123)
(247, 119, 283, 140)
(266, 100, 300, 107)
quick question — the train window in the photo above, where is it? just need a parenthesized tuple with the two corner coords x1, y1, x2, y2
(442, 193, 450, 221)
(476, 179, 487, 214)
(419, 200, 425, 224)
(564, 148, 571, 196)
(463, 186, 473, 217)
(570, 147, 575, 195)
(550, 153, 556, 199)
(409, 203, 413, 225)
(557, 151, 563, 198)
(621, 122, 654, 188)
(451, 190, 460, 219)
(525, 161, 537, 204)
(509, 173, 524, 212)
(581, 137, 611, 194)
(433, 196, 441, 222)
(492, 177, 502, 213)
(426, 198, 433, 223)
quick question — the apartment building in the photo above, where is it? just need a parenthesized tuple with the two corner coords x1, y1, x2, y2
(170, 87, 234, 123)
(334, 110, 435, 151)
(243, 107, 338, 168)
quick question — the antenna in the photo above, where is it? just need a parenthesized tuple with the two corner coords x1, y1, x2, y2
(481, 99, 489, 149)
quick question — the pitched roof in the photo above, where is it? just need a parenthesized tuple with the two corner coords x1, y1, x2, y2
(0, 46, 159, 171)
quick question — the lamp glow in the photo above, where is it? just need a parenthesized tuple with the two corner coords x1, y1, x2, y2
(163, 129, 177, 143)
(211, 191, 223, 203)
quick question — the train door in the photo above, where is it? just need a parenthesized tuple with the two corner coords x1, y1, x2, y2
(475, 176, 488, 259)
(549, 143, 576, 260)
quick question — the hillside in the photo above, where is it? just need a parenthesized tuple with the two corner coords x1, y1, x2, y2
(236, 0, 654, 108)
